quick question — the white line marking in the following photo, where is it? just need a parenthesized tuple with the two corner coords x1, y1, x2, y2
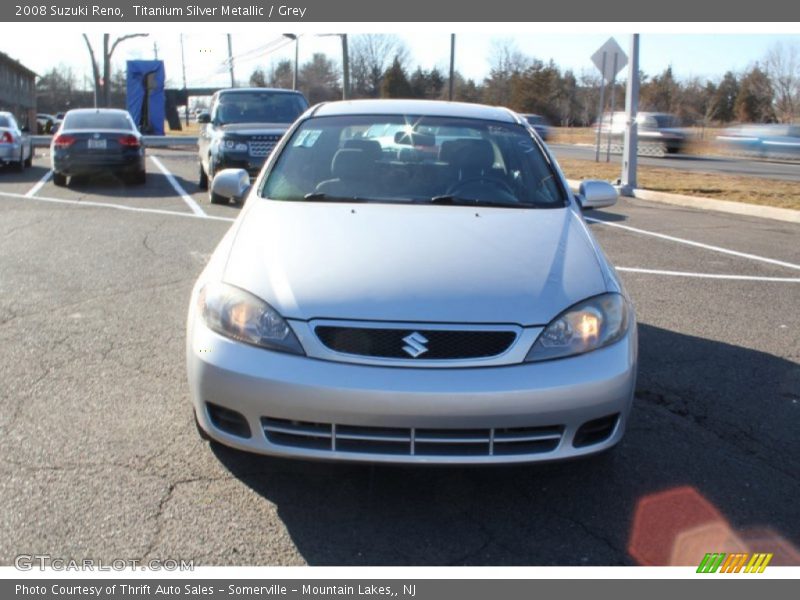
(0, 189, 234, 223)
(616, 267, 800, 283)
(25, 170, 53, 197)
(585, 217, 800, 272)
(149, 155, 206, 217)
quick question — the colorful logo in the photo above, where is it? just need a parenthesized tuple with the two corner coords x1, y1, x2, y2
(697, 552, 773, 573)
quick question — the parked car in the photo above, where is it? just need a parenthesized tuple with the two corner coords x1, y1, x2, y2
(521, 113, 552, 141)
(50, 108, 146, 187)
(598, 111, 688, 155)
(197, 87, 309, 204)
(36, 113, 57, 134)
(187, 99, 638, 464)
(0, 112, 33, 171)
(716, 124, 800, 160)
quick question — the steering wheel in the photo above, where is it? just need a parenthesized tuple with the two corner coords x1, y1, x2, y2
(446, 176, 516, 197)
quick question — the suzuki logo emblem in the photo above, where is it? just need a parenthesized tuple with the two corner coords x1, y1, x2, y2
(402, 332, 429, 358)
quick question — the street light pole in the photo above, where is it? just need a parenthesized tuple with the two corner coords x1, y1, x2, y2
(449, 34, 455, 101)
(180, 34, 189, 126)
(227, 33, 235, 87)
(341, 34, 350, 100)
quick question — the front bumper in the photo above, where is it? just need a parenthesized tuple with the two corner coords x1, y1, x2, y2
(187, 319, 638, 464)
(213, 152, 265, 178)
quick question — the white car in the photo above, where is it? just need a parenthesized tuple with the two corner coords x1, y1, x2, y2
(187, 100, 638, 465)
(0, 112, 33, 171)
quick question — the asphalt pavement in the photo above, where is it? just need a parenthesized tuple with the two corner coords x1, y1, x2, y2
(550, 143, 800, 182)
(0, 148, 798, 566)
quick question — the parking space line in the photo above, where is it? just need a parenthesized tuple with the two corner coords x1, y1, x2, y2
(586, 217, 800, 272)
(0, 189, 234, 223)
(149, 155, 206, 217)
(616, 267, 800, 283)
(25, 170, 53, 197)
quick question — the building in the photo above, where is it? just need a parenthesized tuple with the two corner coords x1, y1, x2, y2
(0, 51, 37, 128)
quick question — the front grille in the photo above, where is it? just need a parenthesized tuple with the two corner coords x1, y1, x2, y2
(248, 135, 281, 157)
(262, 417, 563, 457)
(314, 326, 516, 360)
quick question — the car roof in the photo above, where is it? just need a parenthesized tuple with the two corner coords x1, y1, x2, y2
(65, 108, 131, 115)
(312, 99, 519, 123)
(217, 87, 305, 95)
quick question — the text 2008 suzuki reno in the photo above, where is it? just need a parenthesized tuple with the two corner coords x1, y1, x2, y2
(187, 100, 637, 464)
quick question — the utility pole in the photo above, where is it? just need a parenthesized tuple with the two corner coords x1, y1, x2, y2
(180, 34, 189, 126)
(620, 34, 640, 196)
(283, 34, 299, 90)
(341, 34, 350, 100)
(227, 34, 235, 87)
(448, 34, 455, 101)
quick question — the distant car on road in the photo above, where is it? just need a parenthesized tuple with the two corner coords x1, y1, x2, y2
(598, 111, 688, 156)
(716, 124, 800, 160)
(50, 108, 146, 187)
(37, 113, 57, 134)
(0, 111, 33, 171)
(197, 87, 309, 204)
(521, 113, 552, 141)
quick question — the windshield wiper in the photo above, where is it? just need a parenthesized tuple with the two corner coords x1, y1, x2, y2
(303, 192, 371, 203)
(428, 195, 530, 208)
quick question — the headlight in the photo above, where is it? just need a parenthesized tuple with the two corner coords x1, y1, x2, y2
(198, 282, 304, 355)
(221, 139, 248, 152)
(525, 293, 629, 362)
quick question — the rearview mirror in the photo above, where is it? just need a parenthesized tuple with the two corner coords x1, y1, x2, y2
(577, 180, 618, 210)
(211, 169, 251, 202)
(197, 112, 211, 124)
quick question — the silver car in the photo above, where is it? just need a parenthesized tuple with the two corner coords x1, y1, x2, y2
(0, 111, 33, 171)
(187, 100, 638, 465)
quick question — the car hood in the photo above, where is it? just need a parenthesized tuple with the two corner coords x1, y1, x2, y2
(218, 123, 290, 136)
(222, 201, 608, 326)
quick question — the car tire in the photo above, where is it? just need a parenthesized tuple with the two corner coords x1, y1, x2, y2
(52, 172, 67, 187)
(14, 149, 24, 172)
(24, 148, 32, 168)
(209, 191, 228, 205)
(198, 162, 208, 190)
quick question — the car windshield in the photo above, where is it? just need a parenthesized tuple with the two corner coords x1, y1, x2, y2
(651, 114, 679, 128)
(261, 114, 566, 208)
(213, 92, 307, 125)
(63, 112, 134, 130)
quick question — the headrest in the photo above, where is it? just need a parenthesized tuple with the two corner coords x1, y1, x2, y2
(343, 138, 382, 161)
(330, 149, 366, 180)
(439, 139, 495, 171)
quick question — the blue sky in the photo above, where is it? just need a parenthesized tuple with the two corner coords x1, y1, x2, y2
(3, 32, 799, 90)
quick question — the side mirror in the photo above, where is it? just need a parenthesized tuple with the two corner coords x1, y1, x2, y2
(577, 180, 618, 210)
(211, 169, 251, 202)
(197, 112, 211, 124)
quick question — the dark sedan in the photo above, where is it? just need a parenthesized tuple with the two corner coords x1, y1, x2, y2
(50, 109, 146, 186)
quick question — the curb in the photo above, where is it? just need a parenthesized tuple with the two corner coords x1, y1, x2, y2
(567, 178, 800, 224)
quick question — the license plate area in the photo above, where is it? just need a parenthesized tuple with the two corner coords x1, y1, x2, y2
(87, 139, 107, 150)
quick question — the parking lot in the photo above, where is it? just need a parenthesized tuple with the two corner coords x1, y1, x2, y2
(1, 147, 798, 566)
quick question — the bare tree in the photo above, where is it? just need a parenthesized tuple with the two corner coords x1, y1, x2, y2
(765, 41, 800, 123)
(83, 33, 149, 107)
(349, 34, 409, 98)
(482, 39, 530, 106)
